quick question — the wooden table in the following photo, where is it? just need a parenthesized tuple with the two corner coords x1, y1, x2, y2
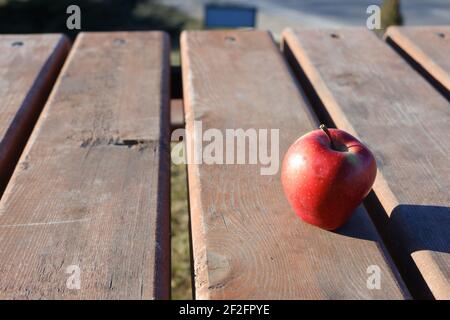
(0, 27, 448, 300)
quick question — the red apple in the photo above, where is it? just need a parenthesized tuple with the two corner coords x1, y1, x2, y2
(281, 125, 377, 230)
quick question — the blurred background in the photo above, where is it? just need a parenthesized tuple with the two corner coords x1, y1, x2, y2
(2, 0, 450, 62)
(1, 0, 449, 299)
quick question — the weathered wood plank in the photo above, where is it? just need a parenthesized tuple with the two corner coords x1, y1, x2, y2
(282, 28, 450, 299)
(0, 32, 171, 299)
(385, 26, 450, 95)
(0, 34, 69, 195)
(181, 30, 409, 299)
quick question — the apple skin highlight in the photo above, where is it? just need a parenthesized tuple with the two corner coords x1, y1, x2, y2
(281, 127, 377, 230)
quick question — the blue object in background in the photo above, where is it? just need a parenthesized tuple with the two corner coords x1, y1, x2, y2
(205, 4, 257, 28)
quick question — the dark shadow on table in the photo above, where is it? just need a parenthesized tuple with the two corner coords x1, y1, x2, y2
(332, 205, 380, 242)
(389, 204, 450, 254)
(364, 191, 450, 299)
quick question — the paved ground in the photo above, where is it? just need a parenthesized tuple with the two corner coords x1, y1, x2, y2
(160, 0, 450, 38)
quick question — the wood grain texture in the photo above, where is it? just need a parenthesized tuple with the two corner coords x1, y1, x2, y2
(0, 32, 171, 299)
(0, 34, 69, 195)
(385, 26, 450, 93)
(181, 30, 409, 300)
(282, 28, 450, 299)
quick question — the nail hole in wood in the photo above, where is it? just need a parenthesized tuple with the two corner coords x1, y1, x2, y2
(11, 41, 23, 47)
(330, 33, 339, 39)
(225, 36, 236, 42)
(436, 32, 445, 39)
(114, 38, 126, 45)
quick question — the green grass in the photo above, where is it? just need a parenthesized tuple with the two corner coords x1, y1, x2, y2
(376, 0, 403, 36)
(170, 143, 192, 299)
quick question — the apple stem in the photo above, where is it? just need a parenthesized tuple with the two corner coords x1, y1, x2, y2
(319, 124, 336, 150)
